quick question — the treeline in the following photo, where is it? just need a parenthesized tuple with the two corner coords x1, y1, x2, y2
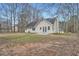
(0, 3, 42, 32)
(57, 4, 79, 33)
(0, 3, 79, 33)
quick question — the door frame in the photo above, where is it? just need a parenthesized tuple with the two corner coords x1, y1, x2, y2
(43, 26, 47, 33)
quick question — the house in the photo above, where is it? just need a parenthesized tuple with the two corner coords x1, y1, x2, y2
(25, 17, 60, 34)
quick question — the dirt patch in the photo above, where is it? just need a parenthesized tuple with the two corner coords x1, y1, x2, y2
(0, 33, 79, 56)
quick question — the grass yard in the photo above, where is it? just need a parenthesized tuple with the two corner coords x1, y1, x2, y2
(0, 33, 45, 43)
(0, 33, 79, 56)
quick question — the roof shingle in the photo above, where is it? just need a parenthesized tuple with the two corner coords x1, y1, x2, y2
(26, 17, 57, 28)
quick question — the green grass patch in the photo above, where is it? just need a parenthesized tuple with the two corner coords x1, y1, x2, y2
(52, 32, 71, 35)
(0, 33, 45, 43)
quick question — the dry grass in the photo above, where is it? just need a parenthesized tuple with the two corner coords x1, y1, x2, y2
(0, 33, 79, 56)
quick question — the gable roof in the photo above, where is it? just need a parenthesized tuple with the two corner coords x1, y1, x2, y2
(26, 20, 39, 28)
(26, 17, 57, 28)
(46, 17, 57, 24)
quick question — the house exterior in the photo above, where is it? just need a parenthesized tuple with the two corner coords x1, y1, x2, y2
(25, 17, 60, 34)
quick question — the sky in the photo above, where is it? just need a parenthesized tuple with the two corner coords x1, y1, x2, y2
(0, 3, 61, 26)
(0, 3, 58, 19)
(0, 3, 77, 22)
(31, 3, 59, 18)
(0, 3, 68, 22)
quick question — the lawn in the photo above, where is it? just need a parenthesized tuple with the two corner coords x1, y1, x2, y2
(0, 33, 79, 56)
(0, 33, 45, 43)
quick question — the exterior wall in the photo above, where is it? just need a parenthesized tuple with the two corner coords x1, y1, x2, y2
(25, 20, 60, 34)
(25, 28, 36, 33)
(35, 20, 53, 34)
(53, 19, 59, 33)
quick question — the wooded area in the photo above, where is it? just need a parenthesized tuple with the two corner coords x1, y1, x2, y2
(0, 3, 79, 33)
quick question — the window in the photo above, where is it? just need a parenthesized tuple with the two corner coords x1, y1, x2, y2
(43, 27, 44, 32)
(32, 28, 35, 31)
(40, 27, 41, 30)
(45, 27, 47, 32)
(0, 24, 1, 30)
(48, 26, 50, 30)
(52, 27, 54, 31)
